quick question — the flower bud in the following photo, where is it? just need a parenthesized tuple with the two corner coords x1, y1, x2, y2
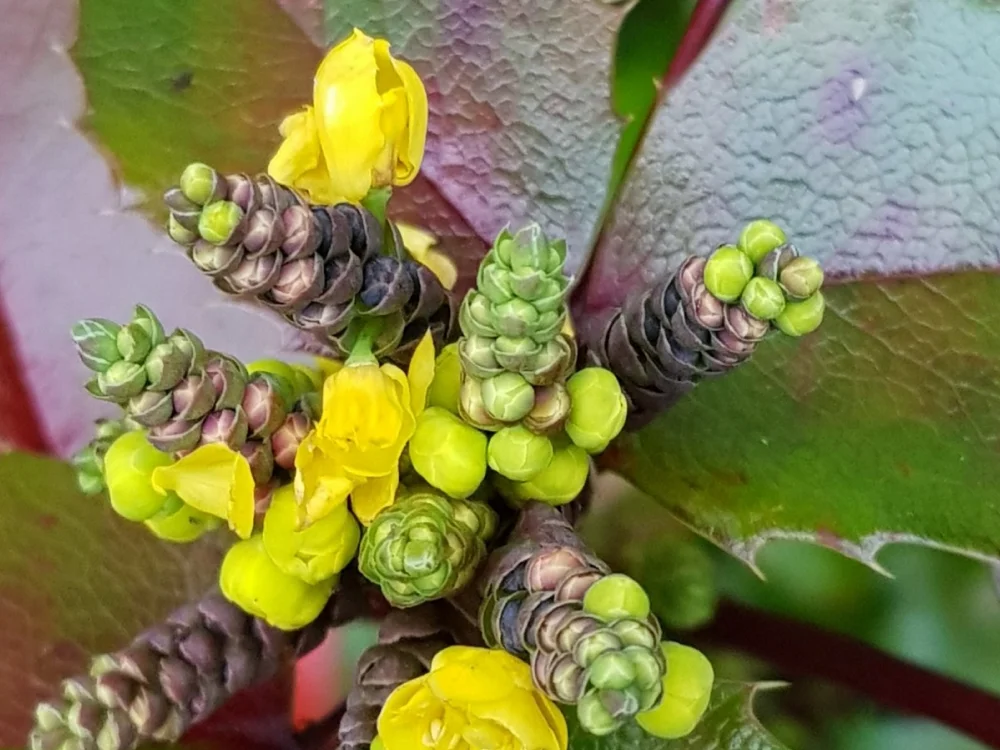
(202, 354, 248, 410)
(144, 342, 188, 391)
(191, 240, 244, 276)
(199, 408, 249, 450)
(71, 318, 123, 373)
(242, 207, 285, 256)
(131, 304, 165, 347)
(168, 214, 198, 245)
(481, 372, 535, 423)
(459, 291, 496, 338)
(164, 187, 201, 228)
(97, 361, 147, 401)
(583, 574, 651, 621)
(636, 643, 714, 739)
(492, 335, 541, 372)
(220, 535, 336, 631)
(459, 335, 503, 379)
(779, 256, 824, 299)
(576, 692, 619, 737)
(459, 376, 504, 431)
(115, 322, 151, 364)
(508, 224, 550, 270)
(427, 343, 462, 414)
(103, 431, 173, 521)
(565, 368, 627, 454)
(290, 364, 324, 397)
(739, 277, 785, 321)
(144, 494, 220, 543)
(264, 485, 360, 584)
(198, 201, 244, 245)
(755, 243, 799, 281)
(167, 328, 206, 372)
(703, 245, 753, 303)
(738, 218, 787, 264)
(75, 468, 106, 497)
(478, 262, 514, 304)
(510, 440, 589, 506)
(281, 204, 321, 259)
(487, 425, 553, 481)
(589, 652, 637, 691)
(521, 335, 574, 386)
(508, 265, 546, 300)
(410, 407, 488, 499)
(246, 360, 299, 407)
(172, 373, 216, 421)
(523, 383, 571, 435)
(126, 390, 174, 427)
(774, 291, 825, 337)
(271, 412, 312, 469)
(531, 278, 568, 314)
(240, 439, 275, 486)
(179, 162, 226, 205)
(359, 256, 414, 314)
(147, 418, 204, 453)
(491, 298, 539, 338)
(532, 309, 566, 342)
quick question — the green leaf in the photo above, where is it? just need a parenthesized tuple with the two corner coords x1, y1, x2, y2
(0, 453, 222, 743)
(575, 0, 1000, 568)
(565, 681, 789, 750)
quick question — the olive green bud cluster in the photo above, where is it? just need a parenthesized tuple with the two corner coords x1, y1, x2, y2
(358, 490, 497, 608)
(480, 502, 666, 737)
(71, 306, 322, 488)
(587, 219, 826, 425)
(71, 416, 135, 495)
(165, 162, 453, 367)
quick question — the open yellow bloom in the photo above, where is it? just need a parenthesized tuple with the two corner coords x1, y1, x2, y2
(151, 443, 255, 539)
(268, 28, 428, 205)
(378, 646, 567, 750)
(296, 331, 436, 525)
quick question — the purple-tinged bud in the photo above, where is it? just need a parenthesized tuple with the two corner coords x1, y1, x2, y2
(524, 383, 572, 435)
(685, 284, 725, 330)
(202, 354, 248, 409)
(724, 305, 770, 343)
(199, 407, 249, 450)
(241, 439, 275, 486)
(228, 252, 283, 295)
(167, 329, 206, 372)
(168, 214, 198, 245)
(290, 300, 355, 336)
(225, 173, 261, 214)
(147, 418, 204, 453)
(190, 240, 244, 277)
(242, 207, 285, 257)
(242, 374, 289, 439)
(271, 412, 311, 470)
(255, 174, 296, 212)
(313, 253, 363, 306)
(172, 374, 216, 421)
(756, 244, 799, 281)
(127, 390, 174, 427)
(280, 205, 321, 259)
(268, 256, 324, 310)
(163, 187, 202, 231)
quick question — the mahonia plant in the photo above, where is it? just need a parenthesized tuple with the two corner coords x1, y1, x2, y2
(32, 26, 826, 750)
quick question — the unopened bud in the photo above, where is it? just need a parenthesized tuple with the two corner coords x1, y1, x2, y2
(481, 372, 535, 423)
(774, 291, 825, 337)
(739, 277, 785, 321)
(198, 201, 244, 245)
(738, 219, 787, 264)
(779, 256, 824, 299)
(703, 245, 753, 303)
(71, 318, 122, 373)
(487, 425, 553, 481)
(179, 162, 226, 205)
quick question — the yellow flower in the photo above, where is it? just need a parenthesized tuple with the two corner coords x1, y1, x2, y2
(151, 443, 255, 539)
(397, 223, 457, 291)
(268, 28, 428, 205)
(296, 331, 436, 525)
(378, 646, 567, 750)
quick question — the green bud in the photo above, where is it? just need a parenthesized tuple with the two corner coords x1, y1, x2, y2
(532, 310, 566, 343)
(168, 214, 198, 245)
(144, 494, 219, 543)
(774, 291, 825, 337)
(487, 425, 553, 481)
(738, 219, 787, 264)
(589, 652, 637, 691)
(198, 201, 244, 245)
(103, 431, 173, 521)
(565, 368, 628, 454)
(492, 298, 539, 338)
(97, 360, 147, 401)
(478, 262, 514, 304)
(458, 376, 504, 431)
(703, 245, 753, 303)
(127, 390, 174, 427)
(481, 372, 535, 423)
(584, 574, 651, 621)
(575, 630, 623, 666)
(410, 407, 488, 498)
(220, 535, 337, 631)
(71, 318, 123, 373)
(494, 231, 515, 266)
(179, 162, 225, 205)
(426, 343, 462, 414)
(779, 256, 824, 299)
(508, 265, 547, 300)
(531, 278, 568, 314)
(459, 291, 496, 338)
(636, 643, 714, 739)
(247, 360, 299, 409)
(492, 335, 541, 372)
(576, 692, 619, 737)
(509, 439, 589, 506)
(116, 322, 151, 363)
(167, 328, 206, 372)
(612, 618, 658, 650)
(144, 342, 188, 391)
(509, 224, 550, 270)
(523, 382, 571, 435)
(521, 335, 575, 386)
(459, 335, 503, 379)
(739, 277, 785, 321)
(131, 305, 165, 347)
(629, 647, 667, 692)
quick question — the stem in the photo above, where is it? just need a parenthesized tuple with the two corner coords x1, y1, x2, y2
(345, 319, 383, 365)
(696, 600, 1000, 747)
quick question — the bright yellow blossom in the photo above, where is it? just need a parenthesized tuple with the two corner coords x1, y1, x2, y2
(377, 646, 567, 750)
(151, 443, 255, 539)
(268, 28, 428, 205)
(296, 330, 436, 525)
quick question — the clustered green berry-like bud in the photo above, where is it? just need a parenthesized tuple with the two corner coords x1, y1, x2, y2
(565, 368, 628, 454)
(409, 407, 488, 498)
(703, 245, 753, 303)
(358, 490, 497, 607)
(487, 425, 553, 481)
(636, 642, 715, 739)
(739, 277, 785, 320)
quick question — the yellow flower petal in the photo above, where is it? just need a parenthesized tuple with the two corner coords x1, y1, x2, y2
(407, 331, 436, 416)
(393, 59, 428, 186)
(267, 108, 337, 204)
(151, 444, 254, 539)
(397, 223, 457, 291)
(294, 433, 357, 525)
(350, 470, 399, 526)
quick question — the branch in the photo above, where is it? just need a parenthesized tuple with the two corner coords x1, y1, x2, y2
(696, 599, 1000, 747)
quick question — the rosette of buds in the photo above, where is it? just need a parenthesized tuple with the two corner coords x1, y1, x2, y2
(587, 219, 825, 424)
(164, 163, 453, 364)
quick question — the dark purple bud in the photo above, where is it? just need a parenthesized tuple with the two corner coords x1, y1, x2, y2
(332, 203, 381, 260)
(290, 300, 355, 336)
(267, 255, 324, 310)
(241, 375, 289, 439)
(172, 373, 216, 420)
(271, 412, 311, 470)
(199, 407, 249, 450)
(227, 252, 283, 295)
(402, 261, 447, 323)
(147, 418, 204, 452)
(280, 205, 321, 260)
(241, 207, 285, 257)
(360, 256, 414, 315)
(255, 174, 297, 212)
(756, 243, 800, 281)
(314, 252, 363, 306)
